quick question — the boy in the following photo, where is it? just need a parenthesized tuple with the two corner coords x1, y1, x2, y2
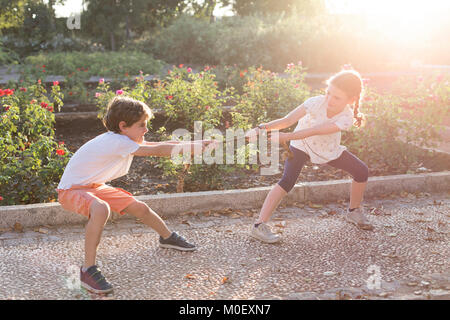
(57, 96, 216, 294)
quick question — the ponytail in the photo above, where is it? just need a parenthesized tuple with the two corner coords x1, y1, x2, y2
(353, 94, 366, 128)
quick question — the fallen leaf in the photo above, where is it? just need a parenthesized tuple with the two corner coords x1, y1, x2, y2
(221, 277, 229, 284)
(308, 203, 323, 209)
(181, 220, 191, 226)
(225, 230, 233, 233)
(275, 221, 286, 228)
(37, 228, 49, 234)
(327, 210, 337, 215)
(230, 214, 241, 219)
(185, 274, 195, 280)
(14, 222, 23, 233)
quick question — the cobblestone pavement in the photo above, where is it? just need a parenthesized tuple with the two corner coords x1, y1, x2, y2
(0, 192, 448, 300)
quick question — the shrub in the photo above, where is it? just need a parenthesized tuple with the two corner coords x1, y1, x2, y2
(0, 82, 71, 205)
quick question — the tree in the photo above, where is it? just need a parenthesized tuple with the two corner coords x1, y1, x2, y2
(232, 0, 325, 16)
(81, 0, 185, 51)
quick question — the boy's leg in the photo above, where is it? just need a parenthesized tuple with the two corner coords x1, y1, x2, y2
(122, 201, 171, 239)
(123, 200, 196, 251)
(84, 199, 111, 269)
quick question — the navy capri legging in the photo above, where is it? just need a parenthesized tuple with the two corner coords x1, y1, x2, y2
(278, 145, 369, 193)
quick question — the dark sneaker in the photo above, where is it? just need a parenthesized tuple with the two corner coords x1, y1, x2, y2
(80, 265, 114, 294)
(159, 232, 196, 251)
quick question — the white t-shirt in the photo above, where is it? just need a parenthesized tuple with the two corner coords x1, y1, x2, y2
(289, 95, 354, 164)
(57, 132, 140, 190)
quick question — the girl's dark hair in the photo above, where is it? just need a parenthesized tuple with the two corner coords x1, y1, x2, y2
(103, 96, 153, 133)
(326, 70, 366, 128)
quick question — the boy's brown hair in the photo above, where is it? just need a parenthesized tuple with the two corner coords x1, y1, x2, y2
(103, 96, 153, 133)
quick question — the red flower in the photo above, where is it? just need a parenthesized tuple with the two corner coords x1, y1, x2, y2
(240, 71, 244, 78)
(179, 64, 184, 68)
(0, 89, 4, 96)
(53, 81, 59, 86)
(41, 102, 48, 109)
(42, 65, 46, 68)
(47, 105, 54, 112)
(77, 68, 80, 71)
(69, 92, 73, 96)
(38, 79, 41, 84)
(4, 105, 10, 111)
(205, 105, 210, 111)
(4, 88, 14, 96)
(0, 196, 3, 201)
(125, 72, 129, 77)
(59, 141, 65, 146)
(20, 87, 27, 92)
(56, 149, 65, 156)
(165, 95, 173, 100)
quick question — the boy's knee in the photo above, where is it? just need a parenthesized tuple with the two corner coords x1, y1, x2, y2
(89, 200, 111, 221)
(132, 201, 151, 219)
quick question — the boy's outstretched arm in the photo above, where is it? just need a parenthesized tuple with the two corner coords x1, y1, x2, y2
(132, 140, 217, 157)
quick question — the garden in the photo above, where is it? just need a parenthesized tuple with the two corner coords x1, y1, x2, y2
(1, 0, 449, 206)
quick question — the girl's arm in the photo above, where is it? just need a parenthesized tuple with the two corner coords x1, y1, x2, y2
(259, 105, 307, 131)
(278, 122, 341, 143)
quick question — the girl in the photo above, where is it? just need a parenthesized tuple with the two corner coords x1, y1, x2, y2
(249, 69, 373, 243)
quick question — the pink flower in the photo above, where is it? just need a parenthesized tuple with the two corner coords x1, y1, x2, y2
(436, 74, 444, 83)
(95, 92, 102, 98)
(362, 78, 370, 86)
(287, 63, 295, 70)
(298, 61, 302, 66)
(205, 105, 210, 111)
(116, 90, 124, 95)
(20, 87, 27, 92)
(99, 78, 105, 84)
(187, 67, 192, 73)
(53, 81, 59, 86)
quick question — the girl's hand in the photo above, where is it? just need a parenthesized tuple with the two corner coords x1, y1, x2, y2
(271, 132, 291, 144)
(201, 139, 220, 151)
(245, 124, 267, 142)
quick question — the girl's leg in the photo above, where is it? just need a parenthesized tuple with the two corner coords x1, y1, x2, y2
(255, 146, 309, 224)
(326, 150, 369, 209)
(84, 199, 111, 269)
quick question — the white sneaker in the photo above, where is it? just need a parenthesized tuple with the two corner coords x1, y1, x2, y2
(345, 207, 374, 231)
(250, 223, 281, 243)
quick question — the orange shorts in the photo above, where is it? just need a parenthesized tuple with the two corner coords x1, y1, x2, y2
(57, 183, 137, 218)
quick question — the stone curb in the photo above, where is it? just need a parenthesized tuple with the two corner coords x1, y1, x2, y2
(0, 171, 448, 229)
